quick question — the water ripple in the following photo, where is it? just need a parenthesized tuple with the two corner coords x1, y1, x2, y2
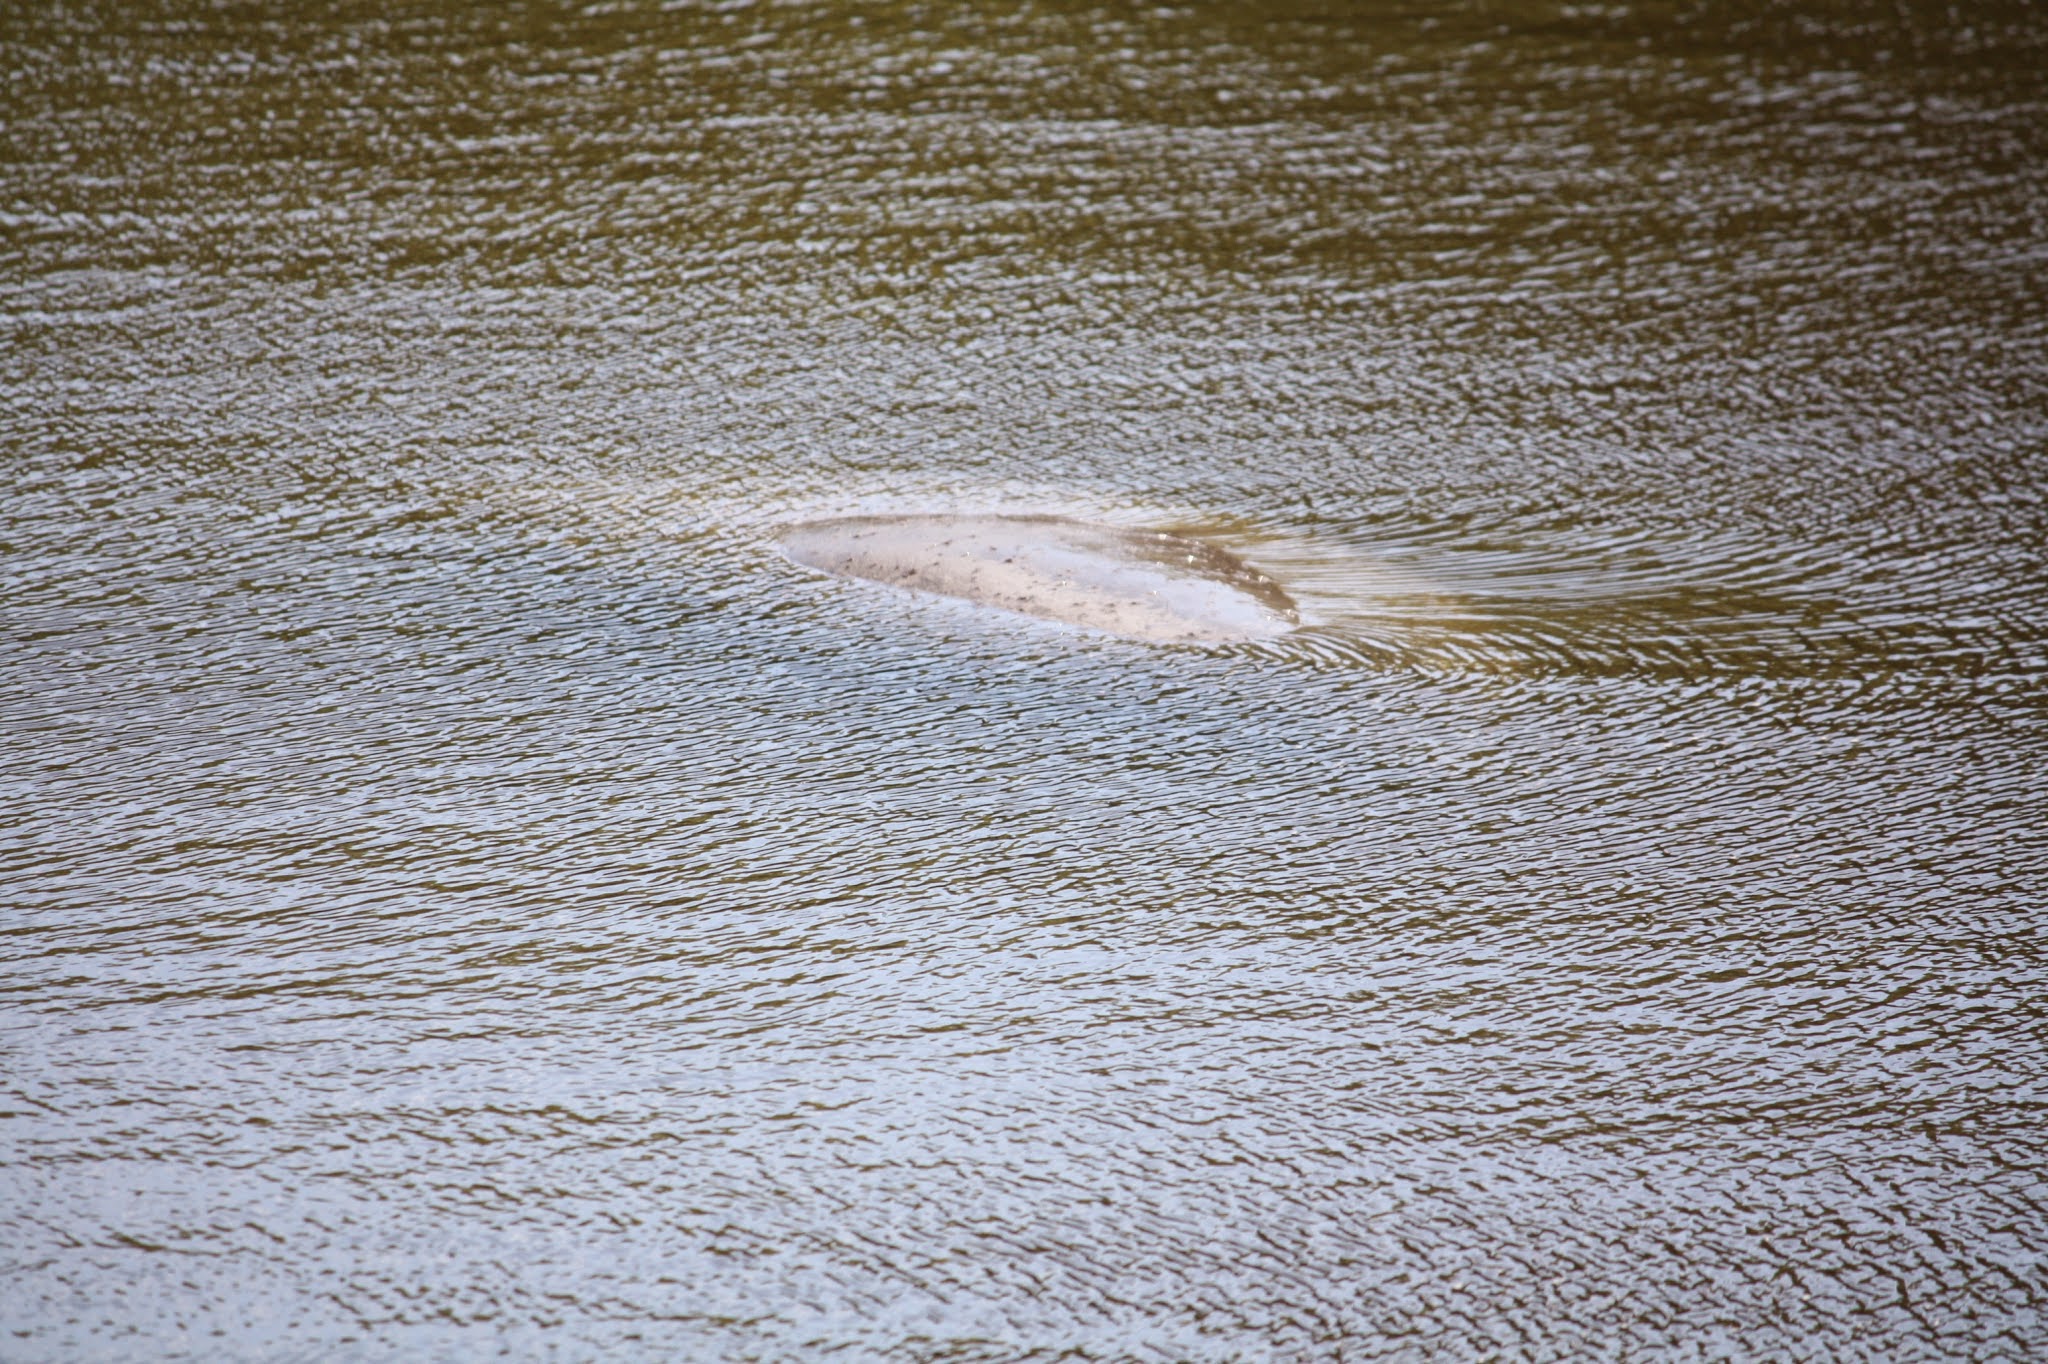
(5, 0, 2047, 1359)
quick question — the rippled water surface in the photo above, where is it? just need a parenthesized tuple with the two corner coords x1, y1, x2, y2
(6, 1, 2048, 1358)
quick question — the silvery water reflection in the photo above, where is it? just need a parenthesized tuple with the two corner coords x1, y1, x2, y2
(4, 0, 2046, 1359)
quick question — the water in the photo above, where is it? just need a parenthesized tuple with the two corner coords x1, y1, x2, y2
(4, 1, 2046, 1358)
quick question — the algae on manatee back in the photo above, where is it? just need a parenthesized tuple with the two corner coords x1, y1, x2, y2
(779, 514, 1298, 644)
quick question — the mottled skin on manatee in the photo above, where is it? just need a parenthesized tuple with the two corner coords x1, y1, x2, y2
(779, 514, 1298, 643)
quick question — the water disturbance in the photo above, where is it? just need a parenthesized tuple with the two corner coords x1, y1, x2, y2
(3, 0, 2046, 1359)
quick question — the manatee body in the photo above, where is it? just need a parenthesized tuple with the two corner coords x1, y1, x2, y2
(779, 514, 1298, 643)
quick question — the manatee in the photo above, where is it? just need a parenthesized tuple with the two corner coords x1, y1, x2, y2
(779, 514, 1298, 643)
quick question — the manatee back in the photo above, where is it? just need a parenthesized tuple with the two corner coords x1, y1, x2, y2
(780, 514, 1297, 644)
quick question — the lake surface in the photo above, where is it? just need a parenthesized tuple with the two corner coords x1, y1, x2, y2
(4, 1, 2046, 1358)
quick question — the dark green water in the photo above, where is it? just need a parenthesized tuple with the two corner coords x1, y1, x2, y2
(4, 1, 2046, 1359)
